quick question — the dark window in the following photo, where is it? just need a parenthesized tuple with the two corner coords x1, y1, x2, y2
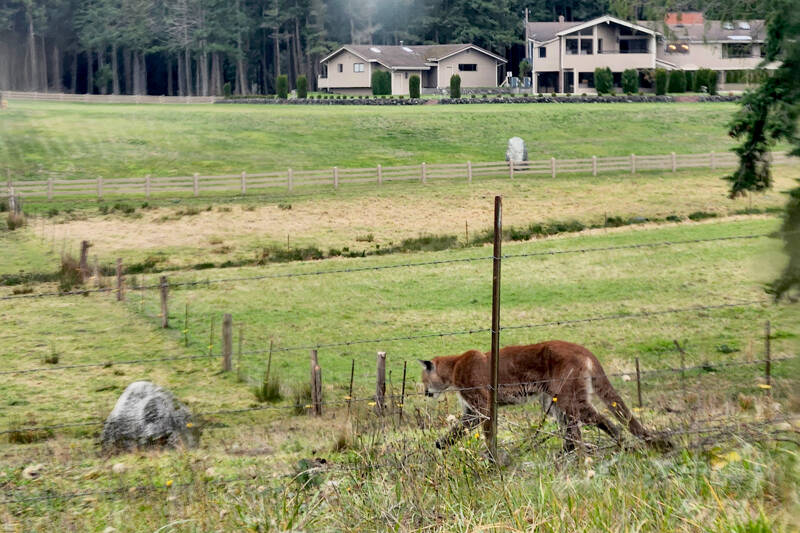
(458, 64, 477, 71)
(580, 39, 593, 55)
(566, 39, 578, 55)
(404, 72, 408, 79)
(538, 46, 546, 58)
(578, 28, 593, 36)
(598, 39, 603, 53)
(723, 43, 753, 58)
(620, 39, 648, 53)
(337, 63, 343, 73)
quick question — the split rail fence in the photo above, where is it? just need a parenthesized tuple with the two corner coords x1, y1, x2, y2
(1, 90, 217, 104)
(6, 151, 797, 200)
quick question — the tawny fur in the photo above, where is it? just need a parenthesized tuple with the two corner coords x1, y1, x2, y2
(420, 340, 670, 452)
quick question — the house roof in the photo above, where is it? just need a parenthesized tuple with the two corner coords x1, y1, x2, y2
(526, 15, 659, 43)
(656, 19, 767, 43)
(320, 44, 506, 69)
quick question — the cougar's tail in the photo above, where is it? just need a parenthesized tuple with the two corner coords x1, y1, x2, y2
(593, 372, 673, 451)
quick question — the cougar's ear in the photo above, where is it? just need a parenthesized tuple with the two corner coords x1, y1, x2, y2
(418, 360, 434, 372)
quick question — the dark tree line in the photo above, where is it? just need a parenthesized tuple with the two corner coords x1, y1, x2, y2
(0, 0, 774, 95)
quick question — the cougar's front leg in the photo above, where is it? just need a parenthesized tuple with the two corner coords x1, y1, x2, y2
(435, 393, 485, 449)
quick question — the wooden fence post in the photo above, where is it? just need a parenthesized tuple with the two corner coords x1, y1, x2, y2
(145, 174, 151, 198)
(116, 258, 124, 301)
(333, 166, 339, 189)
(193, 173, 199, 196)
(551, 157, 556, 178)
(377, 164, 382, 185)
(78, 240, 91, 280)
(47, 178, 53, 200)
(635, 357, 643, 408)
(421, 162, 427, 184)
(467, 161, 472, 184)
(508, 160, 514, 179)
(183, 301, 189, 347)
(347, 359, 355, 416)
(592, 156, 597, 176)
(710, 151, 715, 169)
(310, 349, 322, 416)
(671, 152, 677, 172)
(287, 168, 293, 191)
(222, 313, 232, 371)
(159, 276, 169, 328)
(208, 315, 215, 356)
(765, 320, 771, 394)
(398, 360, 407, 423)
(97, 176, 103, 198)
(488, 195, 503, 462)
(630, 153, 636, 174)
(375, 351, 386, 415)
(240, 171, 247, 194)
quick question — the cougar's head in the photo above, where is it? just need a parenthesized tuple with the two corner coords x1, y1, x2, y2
(419, 359, 448, 399)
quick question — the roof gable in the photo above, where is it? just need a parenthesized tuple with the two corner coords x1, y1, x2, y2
(556, 15, 659, 37)
(321, 43, 506, 69)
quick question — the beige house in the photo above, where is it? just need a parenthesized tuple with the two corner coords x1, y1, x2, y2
(525, 13, 777, 94)
(317, 44, 507, 95)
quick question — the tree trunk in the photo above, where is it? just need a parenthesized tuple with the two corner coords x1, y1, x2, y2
(96, 49, 106, 94)
(70, 51, 77, 93)
(184, 47, 192, 96)
(177, 53, 185, 96)
(132, 50, 139, 95)
(39, 35, 48, 91)
(167, 56, 173, 96)
(123, 49, 132, 94)
(260, 32, 269, 94)
(294, 17, 302, 82)
(86, 50, 94, 94)
(210, 52, 221, 95)
(111, 43, 120, 94)
(25, 9, 37, 90)
(195, 53, 201, 96)
(200, 49, 209, 96)
(139, 51, 147, 95)
(51, 43, 62, 92)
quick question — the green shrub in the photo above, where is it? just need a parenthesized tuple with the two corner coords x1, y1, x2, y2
(409, 74, 420, 99)
(222, 82, 232, 98)
(371, 70, 391, 95)
(621, 69, 639, 94)
(688, 211, 717, 221)
(449, 74, 461, 98)
(6, 212, 25, 230)
(707, 69, 718, 95)
(253, 361, 282, 403)
(594, 67, 613, 95)
(276, 75, 289, 99)
(668, 70, 686, 93)
(58, 254, 83, 292)
(296, 75, 308, 98)
(694, 68, 708, 92)
(291, 382, 313, 415)
(655, 68, 668, 95)
(684, 70, 694, 92)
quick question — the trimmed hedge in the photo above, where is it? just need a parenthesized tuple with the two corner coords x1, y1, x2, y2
(668, 70, 686, 93)
(621, 68, 639, 94)
(296, 75, 308, 98)
(409, 74, 420, 99)
(276, 75, 288, 99)
(707, 69, 718, 95)
(594, 67, 613, 95)
(655, 68, 668, 95)
(449, 74, 461, 98)
(371, 70, 391, 95)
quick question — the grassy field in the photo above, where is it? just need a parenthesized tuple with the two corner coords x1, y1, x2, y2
(1, 100, 748, 180)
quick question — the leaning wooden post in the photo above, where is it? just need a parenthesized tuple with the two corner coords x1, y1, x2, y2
(208, 315, 215, 356)
(347, 359, 355, 417)
(671, 152, 677, 172)
(467, 160, 473, 184)
(765, 320, 771, 394)
(550, 157, 556, 178)
(333, 166, 339, 189)
(630, 153, 636, 174)
(159, 276, 169, 328)
(78, 240, 91, 279)
(222, 313, 233, 371)
(488, 195, 503, 461)
(635, 357, 643, 409)
(377, 164, 382, 185)
(115, 258, 124, 301)
(193, 173, 199, 196)
(398, 360, 407, 424)
(592, 155, 597, 176)
(421, 162, 427, 184)
(240, 171, 247, 195)
(310, 349, 322, 416)
(375, 351, 386, 415)
(145, 174, 151, 198)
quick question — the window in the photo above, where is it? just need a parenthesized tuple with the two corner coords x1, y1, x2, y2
(578, 28, 593, 36)
(620, 39, 648, 53)
(458, 64, 477, 71)
(337, 63, 343, 73)
(597, 39, 603, 53)
(538, 46, 546, 58)
(580, 39, 593, 55)
(723, 43, 753, 58)
(353, 63, 364, 72)
(404, 72, 408, 79)
(566, 38, 578, 55)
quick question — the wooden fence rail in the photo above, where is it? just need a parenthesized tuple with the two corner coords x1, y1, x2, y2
(2, 91, 217, 104)
(4, 152, 795, 201)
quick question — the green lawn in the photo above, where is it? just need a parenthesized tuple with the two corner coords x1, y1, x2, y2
(1, 100, 745, 180)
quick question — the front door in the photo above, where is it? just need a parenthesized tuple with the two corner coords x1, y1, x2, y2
(564, 70, 574, 93)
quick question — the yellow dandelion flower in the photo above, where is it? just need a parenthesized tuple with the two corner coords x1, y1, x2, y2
(304, 404, 312, 409)
(166, 479, 173, 487)
(632, 407, 642, 412)
(343, 396, 352, 400)
(611, 402, 617, 407)
(757, 384, 771, 390)
(368, 402, 376, 407)
(474, 432, 480, 439)
(186, 422, 193, 428)
(552, 397, 558, 403)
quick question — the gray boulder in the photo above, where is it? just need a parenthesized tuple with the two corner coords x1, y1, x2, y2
(505, 137, 528, 163)
(101, 381, 199, 453)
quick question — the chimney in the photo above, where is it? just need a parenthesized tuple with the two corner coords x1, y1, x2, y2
(558, 15, 565, 23)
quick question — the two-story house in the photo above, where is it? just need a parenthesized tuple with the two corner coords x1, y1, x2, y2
(525, 13, 776, 94)
(317, 44, 507, 96)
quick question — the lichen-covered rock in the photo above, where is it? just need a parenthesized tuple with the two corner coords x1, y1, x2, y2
(101, 381, 199, 453)
(506, 137, 527, 163)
